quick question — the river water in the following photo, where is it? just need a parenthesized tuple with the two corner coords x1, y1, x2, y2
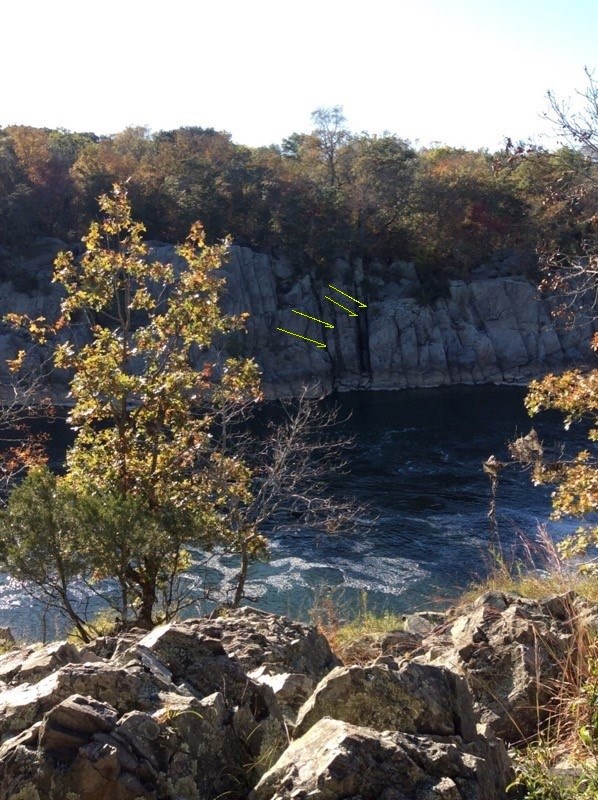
(0, 385, 587, 640)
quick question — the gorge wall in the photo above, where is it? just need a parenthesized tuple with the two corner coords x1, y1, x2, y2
(0, 239, 595, 402)
(214, 245, 597, 396)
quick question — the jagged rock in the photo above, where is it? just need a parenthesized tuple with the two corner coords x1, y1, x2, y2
(403, 614, 439, 637)
(248, 666, 314, 724)
(0, 659, 176, 737)
(0, 642, 287, 799)
(17, 640, 81, 684)
(127, 622, 288, 775)
(39, 694, 118, 760)
(293, 659, 477, 741)
(250, 717, 511, 800)
(0, 646, 34, 683)
(413, 591, 584, 743)
(196, 606, 341, 681)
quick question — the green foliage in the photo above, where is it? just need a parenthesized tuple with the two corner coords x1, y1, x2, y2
(508, 742, 598, 799)
(0, 466, 92, 640)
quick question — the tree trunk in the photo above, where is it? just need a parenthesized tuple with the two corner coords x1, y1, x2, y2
(232, 547, 249, 608)
(137, 580, 157, 629)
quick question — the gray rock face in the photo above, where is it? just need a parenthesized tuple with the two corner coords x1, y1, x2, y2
(1, 243, 594, 401)
(0, 600, 527, 799)
(251, 717, 511, 800)
(217, 249, 596, 397)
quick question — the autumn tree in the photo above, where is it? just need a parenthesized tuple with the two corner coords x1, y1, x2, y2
(510, 72, 598, 570)
(2, 185, 359, 634)
(2, 185, 262, 630)
(310, 106, 350, 188)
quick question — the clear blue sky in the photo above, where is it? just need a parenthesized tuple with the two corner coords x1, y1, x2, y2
(2, 0, 596, 150)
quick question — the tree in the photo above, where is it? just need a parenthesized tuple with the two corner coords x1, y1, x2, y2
(0, 324, 54, 505)
(2, 185, 358, 632)
(3, 185, 262, 629)
(509, 72, 598, 570)
(0, 466, 93, 640)
(207, 388, 359, 606)
(310, 106, 350, 187)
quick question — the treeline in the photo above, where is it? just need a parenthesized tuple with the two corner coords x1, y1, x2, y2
(0, 108, 595, 282)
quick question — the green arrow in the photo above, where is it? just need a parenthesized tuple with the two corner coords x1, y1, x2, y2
(328, 284, 367, 308)
(325, 296, 358, 317)
(277, 327, 327, 348)
(292, 309, 334, 328)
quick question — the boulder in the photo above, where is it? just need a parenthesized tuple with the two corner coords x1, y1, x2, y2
(248, 666, 314, 724)
(194, 606, 341, 681)
(293, 659, 477, 741)
(0, 659, 176, 737)
(39, 694, 118, 760)
(17, 640, 81, 683)
(251, 717, 511, 800)
(0, 646, 34, 683)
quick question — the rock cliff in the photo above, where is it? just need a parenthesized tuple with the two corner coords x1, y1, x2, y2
(0, 240, 595, 401)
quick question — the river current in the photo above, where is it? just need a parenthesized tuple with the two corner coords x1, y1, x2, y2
(0, 385, 587, 641)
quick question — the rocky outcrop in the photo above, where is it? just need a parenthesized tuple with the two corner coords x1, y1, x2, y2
(251, 717, 511, 800)
(0, 240, 595, 401)
(219, 249, 596, 397)
(0, 603, 517, 800)
(412, 590, 592, 744)
(0, 610, 315, 799)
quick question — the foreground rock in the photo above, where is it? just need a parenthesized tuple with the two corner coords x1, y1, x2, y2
(0, 603, 517, 798)
(414, 590, 590, 743)
(252, 717, 511, 800)
(0, 611, 322, 799)
(293, 659, 478, 740)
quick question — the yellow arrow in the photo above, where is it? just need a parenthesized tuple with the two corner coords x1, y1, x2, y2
(325, 296, 358, 317)
(328, 284, 367, 308)
(292, 310, 334, 328)
(277, 327, 327, 348)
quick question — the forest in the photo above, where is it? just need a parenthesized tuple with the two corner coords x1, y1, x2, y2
(1, 106, 596, 293)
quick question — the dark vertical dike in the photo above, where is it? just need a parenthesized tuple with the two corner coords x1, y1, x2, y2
(356, 291, 372, 386)
(312, 277, 338, 383)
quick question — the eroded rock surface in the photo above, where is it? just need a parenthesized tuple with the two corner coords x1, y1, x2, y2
(294, 659, 477, 741)
(0, 598, 562, 798)
(1, 241, 595, 402)
(0, 613, 298, 799)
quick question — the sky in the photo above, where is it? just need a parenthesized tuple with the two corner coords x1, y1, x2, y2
(1, 0, 596, 151)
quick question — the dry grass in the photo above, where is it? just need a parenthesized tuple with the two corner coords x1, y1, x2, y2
(460, 525, 598, 608)
(66, 609, 122, 644)
(462, 527, 598, 797)
(310, 590, 404, 664)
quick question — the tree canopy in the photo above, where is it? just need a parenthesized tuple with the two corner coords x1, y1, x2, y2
(2, 109, 595, 288)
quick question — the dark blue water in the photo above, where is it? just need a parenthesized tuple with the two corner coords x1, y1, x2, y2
(0, 386, 588, 640)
